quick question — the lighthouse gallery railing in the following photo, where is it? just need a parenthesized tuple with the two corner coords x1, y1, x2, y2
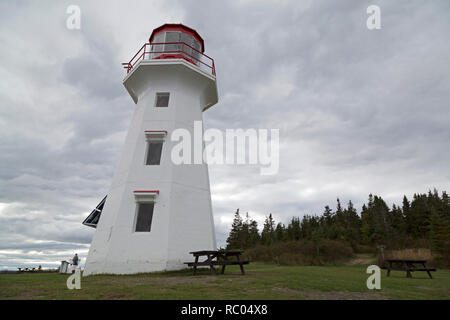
(122, 42, 215, 76)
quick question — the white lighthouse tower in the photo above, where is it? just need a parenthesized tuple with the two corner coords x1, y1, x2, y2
(83, 24, 218, 275)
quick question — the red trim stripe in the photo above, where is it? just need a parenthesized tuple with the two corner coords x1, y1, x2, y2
(133, 190, 160, 194)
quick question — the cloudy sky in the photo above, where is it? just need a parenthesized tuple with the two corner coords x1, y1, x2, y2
(0, 0, 449, 269)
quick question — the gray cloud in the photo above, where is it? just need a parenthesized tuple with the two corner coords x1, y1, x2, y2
(0, 0, 449, 269)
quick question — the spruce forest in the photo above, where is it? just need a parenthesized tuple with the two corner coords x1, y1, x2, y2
(226, 189, 450, 265)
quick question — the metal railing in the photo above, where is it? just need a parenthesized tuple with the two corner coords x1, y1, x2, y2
(122, 42, 215, 76)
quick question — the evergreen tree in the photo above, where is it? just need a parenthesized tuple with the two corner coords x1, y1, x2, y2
(342, 200, 361, 245)
(275, 222, 286, 242)
(287, 217, 301, 241)
(261, 213, 276, 245)
(332, 198, 347, 240)
(323, 205, 333, 227)
(371, 195, 391, 244)
(247, 216, 260, 247)
(226, 209, 243, 249)
(360, 203, 372, 244)
(240, 212, 250, 247)
(389, 204, 406, 239)
(430, 208, 445, 250)
(403, 195, 413, 235)
(224, 189, 449, 266)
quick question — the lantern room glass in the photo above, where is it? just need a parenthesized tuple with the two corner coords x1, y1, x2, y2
(149, 31, 201, 65)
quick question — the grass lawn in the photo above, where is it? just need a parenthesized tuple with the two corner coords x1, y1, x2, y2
(0, 263, 449, 300)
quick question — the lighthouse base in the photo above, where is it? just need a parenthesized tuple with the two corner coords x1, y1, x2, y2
(83, 181, 216, 276)
(83, 258, 189, 275)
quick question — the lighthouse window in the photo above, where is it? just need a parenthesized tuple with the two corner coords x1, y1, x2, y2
(135, 202, 155, 232)
(146, 140, 163, 165)
(155, 92, 170, 107)
(181, 33, 193, 58)
(191, 39, 201, 62)
(165, 31, 181, 53)
(151, 33, 165, 58)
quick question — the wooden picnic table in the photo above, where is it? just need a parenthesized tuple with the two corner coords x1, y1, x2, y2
(386, 259, 436, 279)
(184, 250, 249, 276)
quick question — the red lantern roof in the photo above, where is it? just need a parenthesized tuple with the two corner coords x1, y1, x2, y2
(149, 23, 205, 53)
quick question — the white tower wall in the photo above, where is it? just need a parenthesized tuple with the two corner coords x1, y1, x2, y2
(83, 59, 218, 275)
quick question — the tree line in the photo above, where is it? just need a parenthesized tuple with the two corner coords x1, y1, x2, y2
(226, 189, 450, 258)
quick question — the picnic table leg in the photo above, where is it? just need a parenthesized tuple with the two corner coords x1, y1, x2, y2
(404, 262, 412, 278)
(422, 262, 433, 279)
(221, 257, 226, 274)
(192, 256, 199, 276)
(239, 263, 245, 275)
(208, 254, 216, 275)
(220, 254, 229, 274)
(237, 255, 245, 275)
(210, 266, 216, 275)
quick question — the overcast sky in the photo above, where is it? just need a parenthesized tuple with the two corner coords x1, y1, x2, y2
(0, 0, 449, 269)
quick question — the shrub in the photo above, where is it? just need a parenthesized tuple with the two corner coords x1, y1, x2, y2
(242, 239, 353, 266)
(354, 244, 376, 254)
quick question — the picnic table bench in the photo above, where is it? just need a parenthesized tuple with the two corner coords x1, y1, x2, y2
(386, 259, 436, 279)
(184, 250, 249, 276)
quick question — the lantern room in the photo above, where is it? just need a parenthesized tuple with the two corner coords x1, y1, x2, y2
(122, 24, 215, 76)
(149, 23, 204, 57)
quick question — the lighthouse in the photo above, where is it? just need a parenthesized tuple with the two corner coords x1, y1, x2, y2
(82, 24, 218, 275)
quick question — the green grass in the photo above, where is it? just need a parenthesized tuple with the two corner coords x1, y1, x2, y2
(1, 263, 449, 300)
